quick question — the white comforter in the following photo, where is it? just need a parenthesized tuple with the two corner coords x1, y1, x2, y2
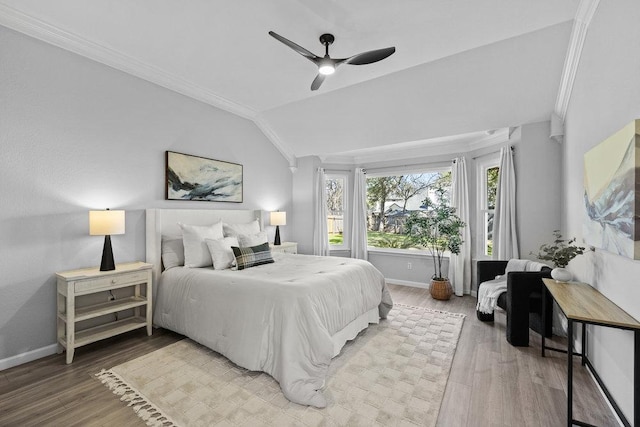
(153, 252, 392, 408)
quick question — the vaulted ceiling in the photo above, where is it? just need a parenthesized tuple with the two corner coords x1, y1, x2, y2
(0, 0, 580, 164)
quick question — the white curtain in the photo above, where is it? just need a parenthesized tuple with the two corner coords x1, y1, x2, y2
(350, 168, 368, 260)
(493, 146, 519, 259)
(448, 157, 471, 296)
(313, 168, 329, 256)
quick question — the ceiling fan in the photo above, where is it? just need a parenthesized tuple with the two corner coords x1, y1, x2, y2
(268, 31, 396, 91)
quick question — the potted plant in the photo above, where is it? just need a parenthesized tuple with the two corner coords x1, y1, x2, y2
(534, 230, 586, 282)
(405, 185, 465, 300)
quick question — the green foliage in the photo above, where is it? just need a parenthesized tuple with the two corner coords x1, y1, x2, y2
(486, 241, 493, 256)
(329, 234, 343, 245)
(404, 185, 465, 280)
(328, 231, 413, 248)
(486, 166, 499, 209)
(366, 176, 398, 232)
(373, 234, 413, 249)
(534, 230, 585, 268)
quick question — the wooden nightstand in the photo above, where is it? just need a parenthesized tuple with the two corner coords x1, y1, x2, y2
(269, 242, 298, 254)
(55, 261, 153, 364)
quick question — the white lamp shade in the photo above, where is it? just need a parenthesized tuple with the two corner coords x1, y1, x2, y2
(270, 211, 287, 226)
(89, 210, 125, 236)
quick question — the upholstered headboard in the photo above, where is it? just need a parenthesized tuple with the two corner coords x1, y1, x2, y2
(145, 208, 263, 295)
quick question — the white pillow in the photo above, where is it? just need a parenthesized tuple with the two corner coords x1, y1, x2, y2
(179, 222, 224, 268)
(161, 235, 184, 270)
(238, 231, 268, 247)
(223, 219, 261, 237)
(206, 237, 239, 270)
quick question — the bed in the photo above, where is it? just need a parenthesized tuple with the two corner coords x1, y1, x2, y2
(146, 208, 392, 408)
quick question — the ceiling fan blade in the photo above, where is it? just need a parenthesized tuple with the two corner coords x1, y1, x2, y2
(269, 31, 319, 62)
(311, 74, 326, 91)
(345, 47, 396, 65)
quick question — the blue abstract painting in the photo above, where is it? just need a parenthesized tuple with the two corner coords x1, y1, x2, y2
(583, 120, 639, 260)
(166, 151, 243, 202)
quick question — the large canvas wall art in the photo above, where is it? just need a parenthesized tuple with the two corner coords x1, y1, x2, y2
(583, 120, 640, 260)
(166, 151, 243, 202)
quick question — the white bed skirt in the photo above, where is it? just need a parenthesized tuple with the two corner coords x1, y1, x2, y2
(331, 307, 379, 357)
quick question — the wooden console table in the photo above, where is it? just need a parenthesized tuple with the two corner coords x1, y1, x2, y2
(542, 278, 640, 427)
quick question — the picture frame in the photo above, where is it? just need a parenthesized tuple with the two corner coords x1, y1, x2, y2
(583, 119, 639, 260)
(165, 151, 243, 202)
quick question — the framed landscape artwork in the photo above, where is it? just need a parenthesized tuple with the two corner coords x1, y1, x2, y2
(583, 119, 640, 260)
(166, 151, 243, 202)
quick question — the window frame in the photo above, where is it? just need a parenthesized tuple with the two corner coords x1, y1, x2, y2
(325, 172, 349, 250)
(476, 154, 500, 259)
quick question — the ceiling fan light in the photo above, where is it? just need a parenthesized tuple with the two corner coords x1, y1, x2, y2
(318, 62, 335, 75)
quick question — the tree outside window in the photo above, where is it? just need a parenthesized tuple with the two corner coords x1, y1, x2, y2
(365, 170, 451, 249)
(482, 166, 499, 256)
(326, 175, 346, 246)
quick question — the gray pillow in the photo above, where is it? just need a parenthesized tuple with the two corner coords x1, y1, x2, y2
(161, 235, 184, 270)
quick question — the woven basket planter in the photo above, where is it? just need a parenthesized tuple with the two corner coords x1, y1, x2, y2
(430, 279, 453, 300)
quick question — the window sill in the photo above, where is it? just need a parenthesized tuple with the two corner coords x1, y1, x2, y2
(367, 247, 450, 258)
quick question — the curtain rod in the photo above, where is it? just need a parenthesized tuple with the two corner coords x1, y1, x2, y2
(364, 160, 452, 174)
(324, 168, 351, 173)
(471, 145, 514, 160)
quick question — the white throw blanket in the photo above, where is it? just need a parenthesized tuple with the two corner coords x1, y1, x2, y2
(477, 277, 507, 314)
(476, 259, 548, 314)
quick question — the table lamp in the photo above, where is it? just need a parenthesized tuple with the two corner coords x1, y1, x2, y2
(270, 211, 286, 246)
(90, 209, 125, 271)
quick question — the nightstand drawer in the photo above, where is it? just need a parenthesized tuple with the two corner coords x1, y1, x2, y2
(75, 270, 149, 294)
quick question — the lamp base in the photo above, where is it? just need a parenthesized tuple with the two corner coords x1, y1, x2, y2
(274, 226, 281, 246)
(100, 235, 116, 271)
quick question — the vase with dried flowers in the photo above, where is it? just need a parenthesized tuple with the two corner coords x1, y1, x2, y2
(534, 230, 586, 282)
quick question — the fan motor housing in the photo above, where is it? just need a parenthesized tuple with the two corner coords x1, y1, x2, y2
(319, 33, 335, 45)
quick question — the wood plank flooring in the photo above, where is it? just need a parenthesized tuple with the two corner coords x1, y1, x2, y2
(390, 284, 619, 427)
(0, 284, 619, 426)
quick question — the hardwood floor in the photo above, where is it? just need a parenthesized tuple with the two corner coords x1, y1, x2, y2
(389, 284, 619, 427)
(0, 284, 618, 426)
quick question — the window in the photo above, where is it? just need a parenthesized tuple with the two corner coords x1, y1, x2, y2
(365, 168, 451, 250)
(326, 173, 348, 248)
(478, 158, 500, 257)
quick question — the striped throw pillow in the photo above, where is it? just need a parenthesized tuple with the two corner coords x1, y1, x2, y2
(232, 242, 274, 270)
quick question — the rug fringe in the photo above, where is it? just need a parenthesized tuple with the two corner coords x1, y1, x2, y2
(96, 369, 178, 427)
(394, 302, 467, 318)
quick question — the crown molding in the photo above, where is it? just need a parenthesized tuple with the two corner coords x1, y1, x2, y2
(0, 4, 258, 121)
(320, 128, 510, 165)
(0, 4, 302, 163)
(554, 0, 600, 124)
(253, 115, 296, 168)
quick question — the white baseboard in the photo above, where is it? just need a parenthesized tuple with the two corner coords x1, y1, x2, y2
(385, 278, 430, 289)
(0, 344, 58, 371)
(388, 279, 479, 297)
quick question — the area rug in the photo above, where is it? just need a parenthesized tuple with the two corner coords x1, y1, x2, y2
(96, 304, 465, 427)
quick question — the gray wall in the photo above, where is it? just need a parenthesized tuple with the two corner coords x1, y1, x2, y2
(293, 124, 562, 290)
(513, 122, 563, 262)
(562, 1, 640, 420)
(0, 26, 292, 364)
(291, 156, 320, 256)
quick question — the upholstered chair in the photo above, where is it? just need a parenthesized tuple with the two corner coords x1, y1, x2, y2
(476, 260, 553, 347)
